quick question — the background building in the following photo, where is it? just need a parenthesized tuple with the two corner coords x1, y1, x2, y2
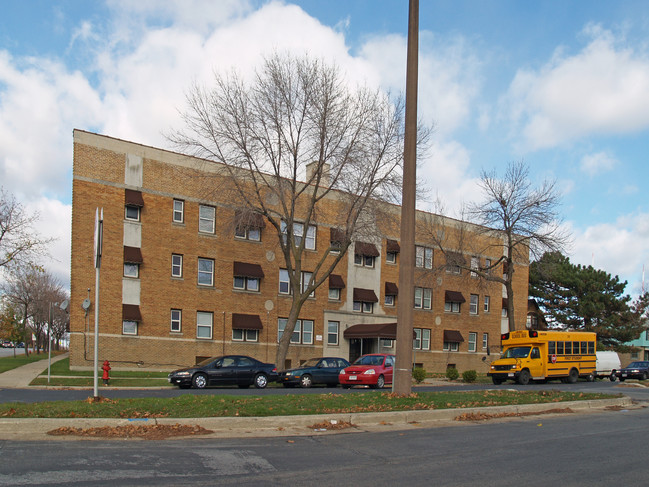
(70, 130, 529, 373)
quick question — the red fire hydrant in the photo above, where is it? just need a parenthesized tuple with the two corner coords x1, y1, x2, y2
(102, 360, 111, 386)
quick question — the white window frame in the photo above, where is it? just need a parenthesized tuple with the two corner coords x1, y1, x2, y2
(470, 294, 479, 315)
(279, 269, 290, 294)
(484, 295, 490, 313)
(354, 253, 375, 268)
(386, 251, 397, 264)
(196, 311, 213, 339)
(471, 256, 479, 277)
(235, 226, 261, 241)
(468, 332, 477, 352)
(380, 339, 394, 349)
(198, 205, 215, 234)
(234, 276, 260, 291)
(415, 246, 433, 269)
(125, 205, 140, 222)
(197, 258, 214, 286)
(327, 321, 339, 346)
(122, 320, 137, 335)
(328, 288, 340, 301)
(301, 271, 314, 296)
(443, 341, 459, 352)
(444, 300, 460, 313)
(124, 263, 139, 278)
(170, 309, 182, 332)
(385, 294, 395, 306)
(282, 221, 316, 250)
(171, 254, 183, 278)
(414, 287, 432, 310)
(482, 333, 489, 350)
(173, 199, 184, 223)
(278, 318, 313, 344)
(484, 258, 492, 275)
(232, 329, 259, 342)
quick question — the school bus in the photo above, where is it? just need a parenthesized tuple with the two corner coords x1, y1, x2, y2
(487, 330, 596, 385)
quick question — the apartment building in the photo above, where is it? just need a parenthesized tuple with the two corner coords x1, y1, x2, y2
(70, 129, 529, 373)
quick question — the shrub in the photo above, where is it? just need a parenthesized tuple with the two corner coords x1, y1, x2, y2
(412, 367, 427, 383)
(462, 370, 477, 383)
(445, 367, 459, 381)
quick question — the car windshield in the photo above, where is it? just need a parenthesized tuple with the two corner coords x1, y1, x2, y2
(502, 347, 531, 359)
(300, 358, 321, 368)
(353, 355, 385, 366)
(627, 362, 648, 368)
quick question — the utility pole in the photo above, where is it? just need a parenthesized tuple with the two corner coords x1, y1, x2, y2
(393, 0, 419, 395)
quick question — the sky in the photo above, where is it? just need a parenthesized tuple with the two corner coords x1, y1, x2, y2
(1, 0, 648, 298)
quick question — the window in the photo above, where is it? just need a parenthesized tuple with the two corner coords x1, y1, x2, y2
(173, 199, 184, 223)
(234, 276, 259, 291)
(278, 318, 314, 344)
(170, 309, 181, 332)
(353, 301, 374, 313)
(125, 205, 140, 221)
(444, 301, 460, 313)
(484, 295, 490, 313)
(470, 294, 479, 315)
(468, 332, 477, 352)
(482, 333, 489, 350)
(385, 295, 395, 306)
(414, 287, 432, 310)
(282, 221, 316, 250)
(502, 306, 508, 318)
(484, 258, 492, 275)
(196, 311, 213, 339)
(380, 339, 394, 348)
(232, 329, 259, 342)
(415, 246, 433, 269)
(122, 320, 137, 335)
(235, 226, 261, 241)
(443, 341, 459, 352)
(198, 205, 215, 234)
(301, 271, 313, 296)
(386, 251, 397, 264)
(197, 258, 214, 286)
(328, 288, 340, 301)
(327, 321, 339, 345)
(124, 263, 139, 278)
(470, 256, 479, 277)
(278, 270, 313, 296)
(354, 253, 375, 268)
(413, 328, 431, 350)
(171, 254, 183, 278)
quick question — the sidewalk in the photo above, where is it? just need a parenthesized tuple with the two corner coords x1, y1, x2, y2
(0, 352, 69, 388)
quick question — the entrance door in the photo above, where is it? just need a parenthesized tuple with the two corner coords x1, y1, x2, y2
(349, 338, 377, 363)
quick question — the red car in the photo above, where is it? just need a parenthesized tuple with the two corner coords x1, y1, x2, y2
(339, 353, 395, 389)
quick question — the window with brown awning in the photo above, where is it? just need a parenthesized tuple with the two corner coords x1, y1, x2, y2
(344, 323, 398, 339)
(443, 330, 464, 342)
(385, 282, 399, 296)
(353, 288, 378, 302)
(329, 274, 345, 289)
(355, 241, 379, 257)
(122, 304, 142, 321)
(123, 246, 143, 264)
(232, 313, 263, 330)
(233, 261, 264, 278)
(445, 252, 466, 266)
(386, 239, 400, 253)
(330, 228, 346, 244)
(444, 290, 466, 303)
(234, 209, 265, 229)
(125, 189, 144, 207)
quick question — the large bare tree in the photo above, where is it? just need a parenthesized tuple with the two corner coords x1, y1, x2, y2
(0, 188, 52, 272)
(170, 53, 427, 367)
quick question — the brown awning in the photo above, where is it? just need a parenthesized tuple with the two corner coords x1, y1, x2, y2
(386, 239, 400, 253)
(344, 323, 398, 339)
(329, 274, 345, 289)
(330, 228, 346, 245)
(233, 261, 264, 278)
(445, 290, 466, 303)
(123, 246, 143, 264)
(353, 288, 378, 303)
(232, 313, 263, 330)
(125, 189, 144, 207)
(122, 304, 142, 321)
(445, 252, 466, 266)
(355, 241, 379, 257)
(385, 282, 399, 296)
(443, 330, 464, 342)
(234, 209, 265, 229)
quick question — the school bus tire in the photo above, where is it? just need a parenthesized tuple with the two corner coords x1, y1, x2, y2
(517, 369, 531, 385)
(567, 368, 579, 384)
(492, 376, 504, 385)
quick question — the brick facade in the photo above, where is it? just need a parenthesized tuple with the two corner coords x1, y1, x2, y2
(70, 130, 530, 374)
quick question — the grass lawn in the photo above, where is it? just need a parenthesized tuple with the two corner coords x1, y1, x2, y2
(0, 389, 617, 419)
(0, 352, 62, 374)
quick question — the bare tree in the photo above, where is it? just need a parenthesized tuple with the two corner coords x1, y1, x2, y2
(170, 53, 429, 368)
(0, 188, 53, 271)
(1, 266, 43, 355)
(29, 272, 67, 352)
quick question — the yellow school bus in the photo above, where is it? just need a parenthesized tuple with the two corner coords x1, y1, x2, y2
(487, 330, 596, 385)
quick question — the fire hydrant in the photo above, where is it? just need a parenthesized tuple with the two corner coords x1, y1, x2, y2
(102, 360, 111, 386)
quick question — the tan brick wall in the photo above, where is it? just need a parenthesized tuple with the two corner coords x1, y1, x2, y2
(70, 130, 530, 373)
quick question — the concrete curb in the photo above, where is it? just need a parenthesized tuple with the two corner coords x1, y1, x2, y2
(0, 396, 633, 441)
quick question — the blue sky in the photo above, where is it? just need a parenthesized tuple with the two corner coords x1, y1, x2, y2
(1, 0, 648, 298)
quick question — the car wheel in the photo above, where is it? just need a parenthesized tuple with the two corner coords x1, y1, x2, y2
(371, 375, 385, 389)
(518, 369, 531, 385)
(300, 374, 313, 388)
(254, 373, 268, 389)
(586, 372, 595, 382)
(192, 373, 208, 389)
(610, 373, 617, 382)
(492, 376, 503, 385)
(642, 372, 648, 381)
(567, 368, 579, 384)
(619, 377, 626, 382)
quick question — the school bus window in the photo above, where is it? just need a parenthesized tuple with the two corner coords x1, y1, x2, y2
(565, 342, 572, 354)
(557, 342, 564, 354)
(574, 341, 580, 353)
(531, 348, 540, 359)
(549, 341, 556, 355)
(588, 342, 595, 354)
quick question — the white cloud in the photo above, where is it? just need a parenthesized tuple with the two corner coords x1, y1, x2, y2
(503, 25, 649, 150)
(580, 151, 619, 176)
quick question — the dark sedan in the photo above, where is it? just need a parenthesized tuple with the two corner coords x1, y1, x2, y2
(279, 357, 350, 388)
(168, 355, 278, 389)
(617, 361, 649, 381)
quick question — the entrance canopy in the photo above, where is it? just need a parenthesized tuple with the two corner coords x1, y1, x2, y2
(344, 323, 398, 339)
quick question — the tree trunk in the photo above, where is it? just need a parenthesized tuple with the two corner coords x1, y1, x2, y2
(275, 303, 304, 370)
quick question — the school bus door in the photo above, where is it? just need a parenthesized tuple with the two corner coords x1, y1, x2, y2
(528, 347, 545, 378)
